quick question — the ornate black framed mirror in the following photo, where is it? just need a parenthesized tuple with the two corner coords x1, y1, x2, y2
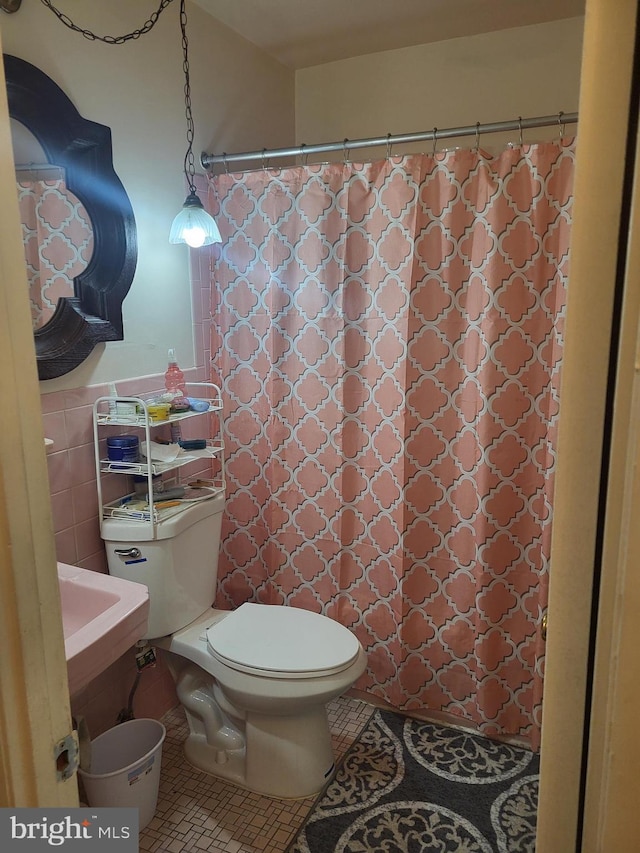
(4, 54, 137, 380)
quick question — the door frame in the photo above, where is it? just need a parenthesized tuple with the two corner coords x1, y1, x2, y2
(538, 0, 640, 849)
(0, 27, 77, 807)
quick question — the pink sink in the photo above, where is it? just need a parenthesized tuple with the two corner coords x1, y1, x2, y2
(57, 562, 150, 696)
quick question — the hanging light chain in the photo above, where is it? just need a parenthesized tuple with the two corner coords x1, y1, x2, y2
(38, 0, 175, 44)
(180, 0, 197, 193)
(38, 0, 196, 192)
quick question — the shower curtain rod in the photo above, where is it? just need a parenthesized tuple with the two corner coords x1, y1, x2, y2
(201, 111, 578, 169)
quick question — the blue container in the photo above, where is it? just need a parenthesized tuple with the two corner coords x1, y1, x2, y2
(107, 435, 139, 466)
(186, 397, 210, 413)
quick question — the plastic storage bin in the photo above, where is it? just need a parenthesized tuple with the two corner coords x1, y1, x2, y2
(78, 718, 166, 831)
(106, 435, 139, 466)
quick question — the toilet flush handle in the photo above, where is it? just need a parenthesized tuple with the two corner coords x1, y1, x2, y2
(114, 547, 142, 561)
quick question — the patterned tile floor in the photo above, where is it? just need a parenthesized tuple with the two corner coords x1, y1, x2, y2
(140, 696, 375, 852)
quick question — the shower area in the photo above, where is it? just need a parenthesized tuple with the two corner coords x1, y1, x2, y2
(204, 126, 575, 751)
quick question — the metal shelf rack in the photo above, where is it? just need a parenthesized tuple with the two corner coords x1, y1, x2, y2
(93, 382, 225, 535)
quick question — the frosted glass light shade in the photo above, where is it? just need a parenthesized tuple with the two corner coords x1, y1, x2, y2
(169, 191, 221, 248)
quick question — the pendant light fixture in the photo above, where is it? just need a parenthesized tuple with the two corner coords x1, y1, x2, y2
(169, 0, 221, 248)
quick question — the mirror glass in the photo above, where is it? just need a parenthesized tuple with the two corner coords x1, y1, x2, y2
(12, 119, 93, 330)
(4, 54, 137, 380)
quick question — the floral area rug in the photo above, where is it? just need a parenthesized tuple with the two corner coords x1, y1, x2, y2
(286, 708, 539, 853)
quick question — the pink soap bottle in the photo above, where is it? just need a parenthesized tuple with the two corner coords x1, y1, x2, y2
(165, 348, 187, 444)
(164, 348, 186, 399)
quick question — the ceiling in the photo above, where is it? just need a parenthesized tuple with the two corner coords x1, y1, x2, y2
(194, 0, 585, 69)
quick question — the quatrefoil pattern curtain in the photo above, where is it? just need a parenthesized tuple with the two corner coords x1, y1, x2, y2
(17, 176, 93, 328)
(208, 139, 574, 748)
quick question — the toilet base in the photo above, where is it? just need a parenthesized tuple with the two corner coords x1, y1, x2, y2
(183, 705, 336, 799)
(157, 610, 367, 799)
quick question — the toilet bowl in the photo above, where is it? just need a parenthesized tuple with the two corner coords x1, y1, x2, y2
(103, 494, 367, 799)
(156, 604, 367, 797)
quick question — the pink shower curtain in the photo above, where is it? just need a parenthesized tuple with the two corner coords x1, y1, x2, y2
(17, 175, 93, 328)
(207, 139, 574, 749)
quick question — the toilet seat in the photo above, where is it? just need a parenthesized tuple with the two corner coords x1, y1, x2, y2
(206, 602, 361, 679)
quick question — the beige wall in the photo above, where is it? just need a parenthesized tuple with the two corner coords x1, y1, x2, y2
(0, 7, 583, 390)
(296, 17, 583, 152)
(0, 0, 294, 391)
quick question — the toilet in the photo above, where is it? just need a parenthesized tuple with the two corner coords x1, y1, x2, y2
(103, 493, 367, 798)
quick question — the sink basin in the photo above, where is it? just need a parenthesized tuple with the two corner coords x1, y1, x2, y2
(57, 562, 149, 695)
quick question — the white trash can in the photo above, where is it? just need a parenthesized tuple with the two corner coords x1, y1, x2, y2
(78, 718, 166, 831)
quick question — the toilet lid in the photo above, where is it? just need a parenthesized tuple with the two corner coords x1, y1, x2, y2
(206, 603, 361, 678)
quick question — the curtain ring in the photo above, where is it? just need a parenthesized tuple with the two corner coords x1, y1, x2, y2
(474, 122, 481, 153)
(558, 110, 566, 138)
(222, 153, 229, 175)
(432, 127, 438, 157)
(386, 132, 392, 160)
(262, 148, 270, 171)
(343, 137, 350, 162)
(300, 142, 308, 166)
(518, 116, 523, 146)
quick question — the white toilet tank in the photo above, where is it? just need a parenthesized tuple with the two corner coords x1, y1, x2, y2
(103, 493, 225, 639)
